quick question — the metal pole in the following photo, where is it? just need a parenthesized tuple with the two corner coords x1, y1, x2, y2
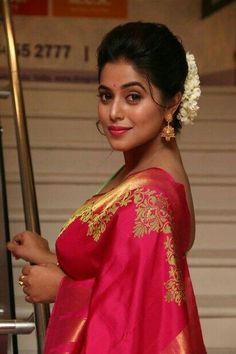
(0, 124, 18, 353)
(1, 1, 50, 353)
(0, 314, 35, 335)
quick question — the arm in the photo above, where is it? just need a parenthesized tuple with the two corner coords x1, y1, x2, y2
(7, 230, 57, 265)
(9, 231, 62, 303)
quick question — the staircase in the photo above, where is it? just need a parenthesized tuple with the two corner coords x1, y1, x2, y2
(0, 82, 235, 353)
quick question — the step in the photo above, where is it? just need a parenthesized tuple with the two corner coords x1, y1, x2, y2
(0, 89, 10, 99)
(197, 295, 236, 318)
(3, 148, 236, 189)
(190, 266, 236, 296)
(1, 113, 236, 152)
(188, 249, 236, 267)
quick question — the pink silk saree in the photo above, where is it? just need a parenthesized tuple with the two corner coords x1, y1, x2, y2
(44, 168, 206, 353)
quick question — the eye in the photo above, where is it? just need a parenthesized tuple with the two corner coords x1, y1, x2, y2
(97, 91, 112, 103)
(126, 93, 142, 104)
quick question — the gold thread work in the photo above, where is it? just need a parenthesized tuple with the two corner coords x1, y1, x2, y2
(59, 186, 185, 305)
(164, 235, 185, 305)
(59, 188, 173, 241)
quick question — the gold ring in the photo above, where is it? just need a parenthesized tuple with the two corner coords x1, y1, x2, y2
(19, 280, 24, 287)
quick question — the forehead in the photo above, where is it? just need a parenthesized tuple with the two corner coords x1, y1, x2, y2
(99, 60, 147, 86)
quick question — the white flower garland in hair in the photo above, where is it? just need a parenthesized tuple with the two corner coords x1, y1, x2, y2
(177, 52, 201, 124)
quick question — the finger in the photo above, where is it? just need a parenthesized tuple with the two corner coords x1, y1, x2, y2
(12, 233, 25, 244)
(7, 241, 13, 250)
(7, 240, 22, 258)
(25, 295, 32, 303)
(19, 274, 31, 288)
(7, 241, 17, 252)
(22, 286, 29, 295)
(22, 265, 31, 275)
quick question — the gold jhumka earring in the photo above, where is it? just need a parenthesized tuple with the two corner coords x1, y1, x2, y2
(161, 113, 175, 141)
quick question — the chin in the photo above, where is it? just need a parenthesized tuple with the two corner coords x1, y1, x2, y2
(108, 142, 130, 152)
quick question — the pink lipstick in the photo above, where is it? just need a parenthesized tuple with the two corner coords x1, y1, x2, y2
(108, 126, 131, 136)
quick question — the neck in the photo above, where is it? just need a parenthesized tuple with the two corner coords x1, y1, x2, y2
(122, 137, 178, 175)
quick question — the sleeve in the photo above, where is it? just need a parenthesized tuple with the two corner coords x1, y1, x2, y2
(81, 187, 205, 353)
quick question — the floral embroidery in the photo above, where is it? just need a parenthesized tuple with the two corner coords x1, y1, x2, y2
(133, 189, 173, 237)
(59, 191, 133, 241)
(59, 202, 94, 237)
(83, 191, 133, 241)
(59, 185, 184, 305)
(59, 187, 173, 241)
(164, 235, 185, 305)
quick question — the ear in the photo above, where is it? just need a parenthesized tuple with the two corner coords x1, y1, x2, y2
(165, 92, 182, 117)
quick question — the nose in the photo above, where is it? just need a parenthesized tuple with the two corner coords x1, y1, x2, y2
(109, 98, 124, 121)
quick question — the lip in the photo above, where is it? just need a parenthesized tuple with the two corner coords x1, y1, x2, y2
(108, 125, 132, 136)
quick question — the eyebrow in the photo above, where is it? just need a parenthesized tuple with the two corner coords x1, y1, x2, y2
(98, 81, 147, 92)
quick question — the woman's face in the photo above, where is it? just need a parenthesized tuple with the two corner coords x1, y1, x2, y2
(97, 60, 166, 153)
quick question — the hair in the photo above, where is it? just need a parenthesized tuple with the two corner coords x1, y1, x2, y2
(97, 22, 188, 133)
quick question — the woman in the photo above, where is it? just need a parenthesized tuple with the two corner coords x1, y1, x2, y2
(8, 22, 206, 353)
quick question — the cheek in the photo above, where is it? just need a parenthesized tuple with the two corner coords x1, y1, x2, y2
(135, 107, 163, 129)
(97, 104, 104, 120)
(97, 103, 108, 122)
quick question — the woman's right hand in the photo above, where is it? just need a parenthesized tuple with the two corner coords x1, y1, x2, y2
(7, 230, 57, 265)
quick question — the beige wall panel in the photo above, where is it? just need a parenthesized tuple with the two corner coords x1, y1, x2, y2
(190, 267, 236, 296)
(182, 151, 236, 180)
(192, 185, 236, 211)
(201, 317, 236, 348)
(7, 184, 98, 212)
(0, 84, 98, 118)
(4, 149, 122, 181)
(193, 223, 236, 250)
(2, 117, 105, 149)
(197, 87, 236, 116)
(2, 116, 236, 151)
(3, 148, 236, 184)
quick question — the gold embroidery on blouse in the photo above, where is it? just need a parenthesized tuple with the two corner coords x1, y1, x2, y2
(59, 187, 173, 241)
(59, 183, 185, 306)
(84, 190, 133, 241)
(58, 202, 94, 237)
(133, 189, 173, 237)
(164, 235, 185, 305)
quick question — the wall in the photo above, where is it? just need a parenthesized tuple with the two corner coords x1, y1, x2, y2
(1, 0, 235, 85)
(0, 1, 236, 353)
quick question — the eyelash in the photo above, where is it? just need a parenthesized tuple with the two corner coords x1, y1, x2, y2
(127, 93, 142, 103)
(97, 92, 142, 104)
(97, 92, 112, 103)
